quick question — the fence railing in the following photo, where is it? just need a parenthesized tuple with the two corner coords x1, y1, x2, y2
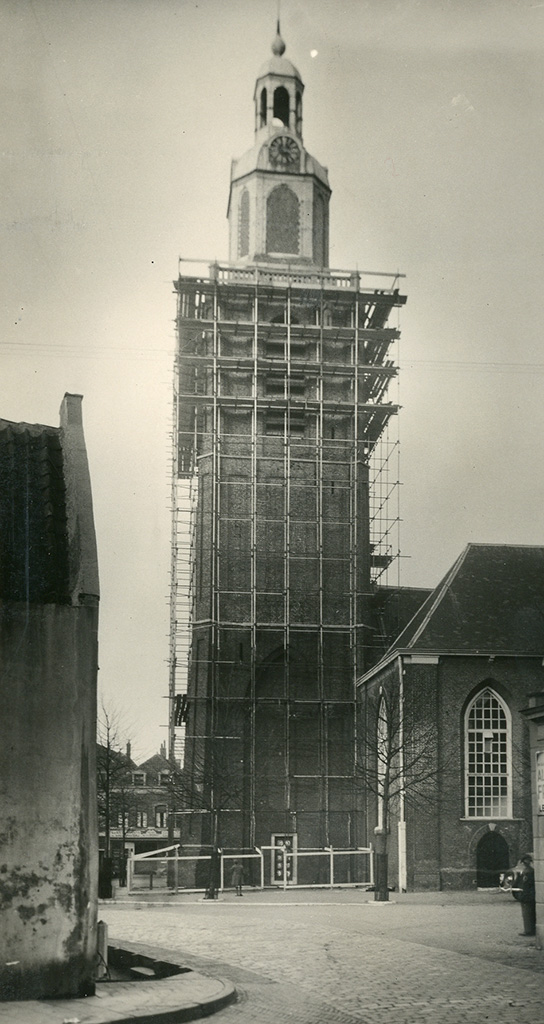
(176, 257, 405, 294)
(127, 844, 373, 895)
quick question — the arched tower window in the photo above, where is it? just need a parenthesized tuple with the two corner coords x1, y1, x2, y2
(273, 86, 290, 126)
(260, 87, 267, 127)
(266, 185, 299, 255)
(465, 687, 511, 818)
(239, 189, 250, 257)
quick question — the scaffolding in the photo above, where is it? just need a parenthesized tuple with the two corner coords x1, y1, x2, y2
(168, 379, 198, 767)
(168, 259, 405, 851)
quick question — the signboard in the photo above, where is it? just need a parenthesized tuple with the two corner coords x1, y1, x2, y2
(537, 751, 544, 815)
(274, 835, 295, 884)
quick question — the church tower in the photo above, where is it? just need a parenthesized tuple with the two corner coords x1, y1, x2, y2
(170, 25, 406, 879)
(227, 25, 330, 267)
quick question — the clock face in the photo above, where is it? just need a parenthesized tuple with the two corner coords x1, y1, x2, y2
(269, 135, 300, 171)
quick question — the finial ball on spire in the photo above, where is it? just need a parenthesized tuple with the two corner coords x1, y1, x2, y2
(272, 18, 286, 57)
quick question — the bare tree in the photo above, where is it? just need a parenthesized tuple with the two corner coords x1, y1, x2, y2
(96, 701, 133, 860)
(357, 683, 455, 901)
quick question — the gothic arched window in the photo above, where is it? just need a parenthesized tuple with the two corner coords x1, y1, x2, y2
(266, 185, 299, 255)
(239, 189, 250, 257)
(273, 86, 290, 126)
(260, 87, 267, 127)
(465, 687, 512, 818)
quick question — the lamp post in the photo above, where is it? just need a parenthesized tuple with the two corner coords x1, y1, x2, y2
(374, 826, 389, 902)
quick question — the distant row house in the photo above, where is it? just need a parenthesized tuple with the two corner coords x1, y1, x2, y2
(97, 743, 173, 878)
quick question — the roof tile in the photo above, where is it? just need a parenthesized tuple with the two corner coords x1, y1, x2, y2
(392, 544, 544, 655)
(0, 419, 70, 603)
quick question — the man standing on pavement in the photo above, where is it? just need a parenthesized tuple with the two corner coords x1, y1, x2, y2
(516, 854, 536, 937)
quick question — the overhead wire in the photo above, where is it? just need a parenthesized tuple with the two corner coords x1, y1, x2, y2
(3, 337, 544, 376)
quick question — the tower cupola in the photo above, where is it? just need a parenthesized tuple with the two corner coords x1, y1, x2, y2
(228, 26, 331, 268)
(254, 22, 304, 139)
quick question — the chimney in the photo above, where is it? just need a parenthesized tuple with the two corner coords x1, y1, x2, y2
(59, 393, 99, 604)
(160, 742, 166, 759)
(126, 741, 131, 761)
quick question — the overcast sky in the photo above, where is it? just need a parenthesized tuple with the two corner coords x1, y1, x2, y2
(2, 0, 543, 758)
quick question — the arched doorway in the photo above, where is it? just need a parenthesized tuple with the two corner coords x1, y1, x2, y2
(476, 831, 509, 887)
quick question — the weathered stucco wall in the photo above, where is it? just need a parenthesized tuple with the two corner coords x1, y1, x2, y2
(0, 395, 99, 1000)
(0, 600, 98, 999)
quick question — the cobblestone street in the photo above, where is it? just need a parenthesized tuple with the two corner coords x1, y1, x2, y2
(102, 890, 544, 1023)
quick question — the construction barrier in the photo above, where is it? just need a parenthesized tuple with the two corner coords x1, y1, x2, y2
(127, 844, 373, 894)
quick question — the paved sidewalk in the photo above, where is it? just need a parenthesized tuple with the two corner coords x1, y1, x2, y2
(0, 964, 235, 1024)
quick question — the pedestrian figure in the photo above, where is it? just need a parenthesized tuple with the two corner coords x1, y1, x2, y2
(118, 851, 128, 888)
(205, 846, 221, 899)
(513, 854, 536, 936)
(231, 859, 244, 896)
